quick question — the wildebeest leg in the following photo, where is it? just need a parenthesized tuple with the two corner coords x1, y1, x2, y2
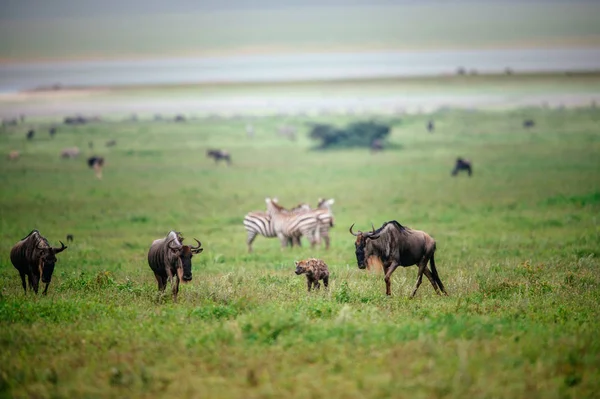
(28, 274, 39, 294)
(154, 273, 166, 291)
(384, 261, 399, 296)
(423, 268, 440, 295)
(410, 260, 429, 298)
(172, 267, 183, 302)
(429, 254, 448, 295)
(19, 272, 26, 293)
(323, 276, 329, 289)
(42, 283, 50, 295)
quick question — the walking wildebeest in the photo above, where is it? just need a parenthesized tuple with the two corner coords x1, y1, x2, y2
(26, 130, 35, 140)
(427, 120, 435, 133)
(148, 231, 203, 302)
(452, 157, 472, 176)
(10, 230, 67, 295)
(49, 127, 56, 138)
(207, 149, 231, 165)
(87, 156, 105, 179)
(350, 221, 447, 298)
(60, 147, 80, 159)
(523, 119, 535, 128)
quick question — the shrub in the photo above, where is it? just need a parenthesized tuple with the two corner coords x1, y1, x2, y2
(308, 121, 391, 149)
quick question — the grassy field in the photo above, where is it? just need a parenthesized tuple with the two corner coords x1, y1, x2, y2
(2, 2, 600, 61)
(0, 105, 599, 398)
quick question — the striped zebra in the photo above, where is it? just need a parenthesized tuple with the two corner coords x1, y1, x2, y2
(265, 198, 322, 249)
(243, 201, 309, 253)
(314, 198, 335, 250)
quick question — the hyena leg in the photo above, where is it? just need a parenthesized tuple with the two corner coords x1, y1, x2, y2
(314, 281, 321, 290)
(306, 278, 312, 292)
(323, 276, 329, 289)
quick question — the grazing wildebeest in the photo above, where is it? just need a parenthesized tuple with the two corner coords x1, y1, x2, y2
(294, 258, 329, 292)
(87, 156, 105, 179)
(66, 234, 74, 243)
(64, 116, 87, 125)
(105, 140, 117, 147)
(452, 157, 472, 176)
(174, 114, 186, 122)
(8, 150, 20, 161)
(10, 230, 67, 294)
(427, 120, 435, 133)
(523, 119, 535, 128)
(350, 221, 447, 298)
(147, 231, 203, 302)
(26, 130, 35, 140)
(60, 147, 80, 159)
(49, 127, 56, 138)
(207, 149, 231, 165)
(371, 139, 383, 153)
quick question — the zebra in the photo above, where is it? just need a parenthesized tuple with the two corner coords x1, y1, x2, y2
(243, 201, 309, 253)
(314, 198, 335, 250)
(265, 198, 322, 249)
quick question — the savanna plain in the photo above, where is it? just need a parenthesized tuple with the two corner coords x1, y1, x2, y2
(1, 96, 599, 398)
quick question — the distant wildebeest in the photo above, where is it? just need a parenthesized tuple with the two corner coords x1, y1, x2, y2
(427, 120, 435, 133)
(2, 118, 18, 127)
(452, 157, 472, 177)
(294, 258, 329, 292)
(148, 231, 203, 302)
(505, 67, 513, 75)
(106, 140, 117, 147)
(26, 130, 35, 140)
(64, 116, 87, 125)
(49, 127, 57, 138)
(60, 147, 80, 159)
(88, 156, 105, 179)
(371, 139, 384, 153)
(278, 126, 297, 141)
(350, 221, 447, 298)
(8, 150, 20, 161)
(456, 67, 466, 76)
(207, 149, 231, 165)
(66, 234, 74, 243)
(10, 230, 67, 295)
(174, 114, 186, 122)
(523, 119, 535, 128)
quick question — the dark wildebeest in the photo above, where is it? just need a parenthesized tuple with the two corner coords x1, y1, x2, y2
(371, 139, 383, 153)
(174, 114, 186, 122)
(523, 119, 535, 128)
(26, 130, 35, 140)
(452, 157, 472, 176)
(66, 234, 74, 243)
(207, 149, 231, 165)
(106, 140, 117, 147)
(49, 127, 57, 138)
(10, 230, 67, 295)
(88, 156, 105, 179)
(64, 116, 87, 125)
(427, 120, 435, 133)
(147, 231, 203, 302)
(350, 221, 447, 298)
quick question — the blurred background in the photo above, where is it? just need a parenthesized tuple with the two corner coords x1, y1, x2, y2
(1, 0, 599, 116)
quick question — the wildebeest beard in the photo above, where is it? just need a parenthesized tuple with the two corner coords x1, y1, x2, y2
(41, 255, 56, 283)
(355, 239, 367, 269)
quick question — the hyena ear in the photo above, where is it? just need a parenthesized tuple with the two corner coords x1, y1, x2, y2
(294, 261, 299, 266)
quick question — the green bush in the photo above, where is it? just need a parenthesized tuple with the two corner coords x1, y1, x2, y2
(308, 121, 391, 149)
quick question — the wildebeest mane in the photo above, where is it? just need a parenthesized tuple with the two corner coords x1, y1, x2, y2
(376, 220, 408, 235)
(21, 229, 49, 246)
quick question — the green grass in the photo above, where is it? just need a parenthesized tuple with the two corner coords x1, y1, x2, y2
(2, 2, 600, 61)
(0, 105, 599, 398)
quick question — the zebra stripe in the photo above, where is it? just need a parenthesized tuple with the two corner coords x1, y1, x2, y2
(265, 198, 322, 248)
(243, 204, 310, 252)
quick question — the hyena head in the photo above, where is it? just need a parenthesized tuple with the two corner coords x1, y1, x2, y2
(294, 260, 311, 275)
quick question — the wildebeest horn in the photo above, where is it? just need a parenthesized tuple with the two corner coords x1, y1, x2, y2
(167, 239, 180, 251)
(368, 224, 381, 240)
(53, 241, 67, 253)
(190, 238, 203, 253)
(349, 223, 360, 236)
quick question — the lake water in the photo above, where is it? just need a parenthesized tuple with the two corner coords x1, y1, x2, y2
(1, 47, 599, 92)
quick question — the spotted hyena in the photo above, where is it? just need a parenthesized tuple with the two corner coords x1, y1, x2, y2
(294, 258, 329, 292)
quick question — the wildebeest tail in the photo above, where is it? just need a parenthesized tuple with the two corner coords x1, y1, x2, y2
(429, 253, 447, 294)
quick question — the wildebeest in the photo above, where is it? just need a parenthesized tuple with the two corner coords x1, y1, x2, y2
(105, 140, 117, 147)
(2, 118, 18, 127)
(8, 150, 20, 161)
(66, 234, 74, 243)
(60, 147, 81, 159)
(523, 119, 535, 128)
(427, 120, 435, 133)
(350, 221, 447, 298)
(49, 127, 57, 138)
(10, 230, 67, 294)
(294, 258, 329, 292)
(207, 149, 231, 165)
(174, 114, 186, 122)
(26, 130, 35, 140)
(452, 157, 472, 176)
(371, 139, 383, 153)
(147, 231, 203, 302)
(87, 156, 105, 179)
(64, 116, 87, 125)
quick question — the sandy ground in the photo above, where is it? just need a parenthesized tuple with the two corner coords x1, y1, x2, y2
(1, 89, 599, 119)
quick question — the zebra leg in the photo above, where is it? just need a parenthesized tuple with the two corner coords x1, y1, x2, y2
(246, 231, 257, 253)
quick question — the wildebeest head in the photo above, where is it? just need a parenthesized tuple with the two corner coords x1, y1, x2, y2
(37, 241, 67, 284)
(168, 238, 202, 282)
(349, 223, 380, 269)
